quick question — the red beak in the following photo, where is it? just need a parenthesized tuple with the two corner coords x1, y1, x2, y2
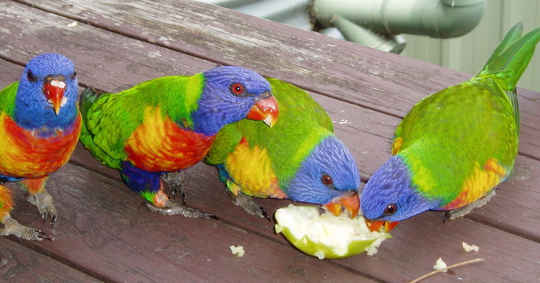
(43, 78, 66, 115)
(365, 219, 399, 233)
(323, 192, 360, 218)
(247, 93, 279, 127)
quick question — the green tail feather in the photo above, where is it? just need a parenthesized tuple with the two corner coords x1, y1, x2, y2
(79, 88, 122, 169)
(478, 22, 540, 91)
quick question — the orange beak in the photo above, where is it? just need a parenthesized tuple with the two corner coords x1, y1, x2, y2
(247, 93, 279, 127)
(365, 219, 399, 233)
(323, 192, 360, 218)
(43, 78, 66, 115)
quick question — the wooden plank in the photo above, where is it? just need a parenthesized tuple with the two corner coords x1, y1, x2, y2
(2, 7, 540, 245)
(338, 212, 540, 283)
(12, 0, 540, 160)
(0, 239, 101, 282)
(0, 1, 217, 92)
(2, 4, 540, 282)
(5, 164, 376, 283)
(65, 152, 540, 282)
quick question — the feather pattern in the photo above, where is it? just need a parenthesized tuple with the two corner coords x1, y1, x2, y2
(207, 78, 361, 205)
(125, 106, 215, 172)
(361, 23, 540, 222)
(80, 66, 276, 198)
(0, 113, 81, 178)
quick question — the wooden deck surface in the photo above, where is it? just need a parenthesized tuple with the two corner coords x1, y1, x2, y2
(1, 0, 540, 282)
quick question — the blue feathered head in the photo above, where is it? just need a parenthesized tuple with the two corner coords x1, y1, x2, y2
(15, 53, 78, 130)
(193, 66, 278, 135)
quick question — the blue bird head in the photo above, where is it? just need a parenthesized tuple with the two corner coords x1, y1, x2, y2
(15, 53, 78, 130)
(287, 136, 361, 217)
(360, 155, 440, 223)
(192, 66, 278, 136)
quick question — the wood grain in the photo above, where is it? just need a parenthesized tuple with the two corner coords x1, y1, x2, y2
(0, 239, 101, 282)
(5, 164, 376, 283)
(2, 4, 539, 243)
(12, 0, 540, 160)
(2, 1, 540, 282)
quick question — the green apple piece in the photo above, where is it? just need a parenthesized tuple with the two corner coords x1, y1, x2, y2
(274, 204, 391, 259)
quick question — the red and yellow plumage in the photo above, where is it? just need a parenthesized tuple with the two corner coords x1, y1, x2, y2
(224, 138, 286, 199)
(124, 106, 215, 172)
(0, 113, 81, 178)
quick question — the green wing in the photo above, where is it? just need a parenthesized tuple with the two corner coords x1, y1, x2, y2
(0, 82, 18, 117)
(206, 78, 333, 185)
(80, 75, 203, 169)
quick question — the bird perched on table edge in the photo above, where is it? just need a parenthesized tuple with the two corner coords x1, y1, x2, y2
(361, 23, 540, 231)
(0, 53, 80, 240)
(206, 78, 365, 223)
(79, 66, 279, 218)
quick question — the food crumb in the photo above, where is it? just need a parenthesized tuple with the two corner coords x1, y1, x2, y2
(67, 21, 78, 27)
(230, 245, 245, 257)
(462, 242, 479, 252)
(433, 257, 448, 272)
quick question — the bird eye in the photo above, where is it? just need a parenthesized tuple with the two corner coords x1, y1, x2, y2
(321, 174, 333, 186)
(27, 70, 37, 82)
(230, 83, 245, 96)
(383, 203, 397, 216)
(71, 72, 77, 80)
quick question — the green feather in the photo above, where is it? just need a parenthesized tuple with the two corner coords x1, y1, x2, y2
(206, 78, 333, 189)
(0, 82, 18, 117)
(79, 75, 204, 169)
(394, 23, 540, 205)
(479, 23, 540, 91)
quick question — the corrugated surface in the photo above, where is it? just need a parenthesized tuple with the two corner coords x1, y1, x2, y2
(403, 0, 540, 91)
(201, 0, 540, 91)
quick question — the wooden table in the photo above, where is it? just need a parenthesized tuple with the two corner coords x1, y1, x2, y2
(1, 0, 540, 282)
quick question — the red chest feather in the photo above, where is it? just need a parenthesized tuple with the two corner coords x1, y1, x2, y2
(124, 107, 215, 172)
(0, 113, 81, 178)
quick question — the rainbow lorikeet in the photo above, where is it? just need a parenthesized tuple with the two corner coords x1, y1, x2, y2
(361, 23, 540, 230)
(80, 66, 279, 217)
(206, 78, 360, 219)
(0, 53, 80, 240)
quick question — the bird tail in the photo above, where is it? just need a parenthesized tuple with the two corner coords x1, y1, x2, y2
(478, 22, 540, 91)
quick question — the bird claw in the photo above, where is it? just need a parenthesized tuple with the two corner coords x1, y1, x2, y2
(232, 193, 269, 221)
(0, 216, 53, 241)
(27, 190, 57, 226)
(165, 187, 186, 202)
(444, 189, 496, 221)
(41, 212, 57, 225)
(161, 172, 186, 202)
(36, 229, 54, 241)
(145, 201, 216, 219)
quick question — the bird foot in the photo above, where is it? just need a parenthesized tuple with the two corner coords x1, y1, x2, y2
(146, 200, 215, 219)
(0, 215, 53, 241)
(232, 193, 269, 221)
(445, 190, 496, 221)
(27, 189, 57, 225)
(161, 172, 186, 202)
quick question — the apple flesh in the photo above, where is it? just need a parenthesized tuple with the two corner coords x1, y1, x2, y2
(274, 204, 391, 259)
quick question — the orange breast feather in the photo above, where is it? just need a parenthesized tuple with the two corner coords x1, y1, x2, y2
(0, 113, 81, 178)
(125, 106, 215, 172)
